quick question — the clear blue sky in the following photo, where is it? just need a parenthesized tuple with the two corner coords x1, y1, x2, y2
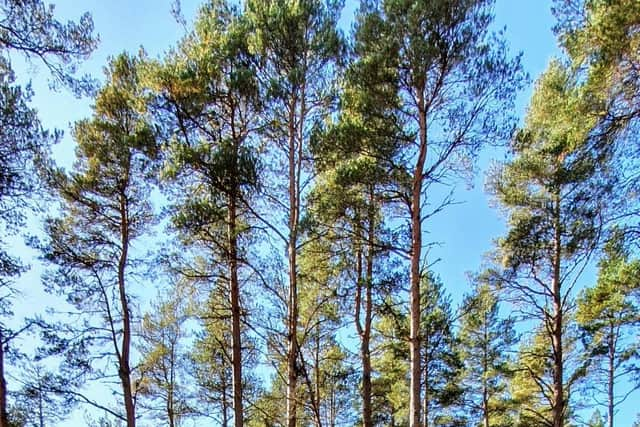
(9, 0, 637, 425)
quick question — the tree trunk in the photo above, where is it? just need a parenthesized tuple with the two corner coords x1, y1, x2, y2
(356, 188, 375, 427)
(551, 194, 564, 427)
(229, 190, 244, 427)
(422, 333, 430, 427)
(38, 382, 44, 427)
(0, 332, 8, 427)
(410, 89, 428, 427)
(313, 323, 323, 427)
(361, 243, 373, 427)
(608, 324, 615, 427)
(482, 311, 489, 427)
(168, 342, 176, 427)
(118, 192, 135, 427)
(286, 97, 300, 427)
(222, 375, 229, 427)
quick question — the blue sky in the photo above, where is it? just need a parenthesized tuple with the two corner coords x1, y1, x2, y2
(9, 0, 637, 425)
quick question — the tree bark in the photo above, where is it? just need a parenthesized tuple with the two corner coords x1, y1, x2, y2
(229, 186, 244, 427)
(222, 375, 229, 427)
(551, 194, 564, 427)
(422, 332, 430, 427)
(410, 89, 428, 427)
(118, 191, 135, 427)
(355, 188, 376, 427)
(286, 97, 300, 427)
(361, 201, 374, 427)
(482, 311, 489, 427)
(0, 331, 8, 427)
(608, 324, 615, 427)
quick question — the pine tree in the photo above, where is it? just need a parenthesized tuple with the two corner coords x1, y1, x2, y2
(458, 280, 516, 427)
(576, 232, 640, 427)
(371, 295, 410, 426)
(350, 2, 524, 423)
(40, 53, 157, 427)
(420, 273, 462, 427)
(244, 2, 344, 425)
(137, 288, 190, 427)
(0, 4, 95, 423)
(145, 2, 262, 425)
(490, 61, 610, 427)
(308, 3, 406, 421)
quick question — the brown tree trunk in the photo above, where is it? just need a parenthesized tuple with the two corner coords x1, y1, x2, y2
(482, 311, 489, 427)
(422, 333, 430, 427)
(0, 331, 8, 427)
(608, 325, 615, 427)
(229, 190, 244, 427)
(313, 323, 323, 427)
(551, 195, 564, 427)
(222, 374, 229, 427)
(286, 98, 300, 427)
(410, 90, 427, 427)
(362, 189, 375, 427)
(167, 341, 176, 427)
(118, 192, 135, 427)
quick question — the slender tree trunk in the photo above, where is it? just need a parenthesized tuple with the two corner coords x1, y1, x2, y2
(410, 90, 428, 427)
(422, 334, 430, 427)
(167, 388, 175, 427)
(0, 332, 8, 427)
(355, 189, 375, 427)
(118, 192, 135, 427)
(38, 390, 44, 427)
(361, 220, 374, 427)
(608, 325, 615, 427)
(551, 194, 564, 427)
(229, 189, 244, 427)
(168, 342, 176, 427)
(482, 312, 489, 427)
(222, 374, 229, 427)
(313, 322, 323, 427)
(286, 97, 300, 427)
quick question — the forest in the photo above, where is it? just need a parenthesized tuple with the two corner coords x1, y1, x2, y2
(1, 0, 639, 426)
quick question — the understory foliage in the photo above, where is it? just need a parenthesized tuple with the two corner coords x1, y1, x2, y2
(1, 0, 640, 427)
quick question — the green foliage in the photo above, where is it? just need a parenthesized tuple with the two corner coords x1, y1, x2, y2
(0, 0, 97, 92)
(555, 0, 640, 123)
(458, 281, 516, 427)
(371, 296, 410, 425)
(575, 231, 640, 420)
(492, 61, 606, 275)
(148, 0, 259, 254)
(0, 64, 43, 312)
(509, 328, 554, 427)
(586, 410, 605, 427)
(189, 287, 236, 423)
(137, 289, 190, 426)
(0, 0, 95, 315)
(420, 273, 463, 426)
(245, 0, 345, 100)
(188, 277, 260, 425)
